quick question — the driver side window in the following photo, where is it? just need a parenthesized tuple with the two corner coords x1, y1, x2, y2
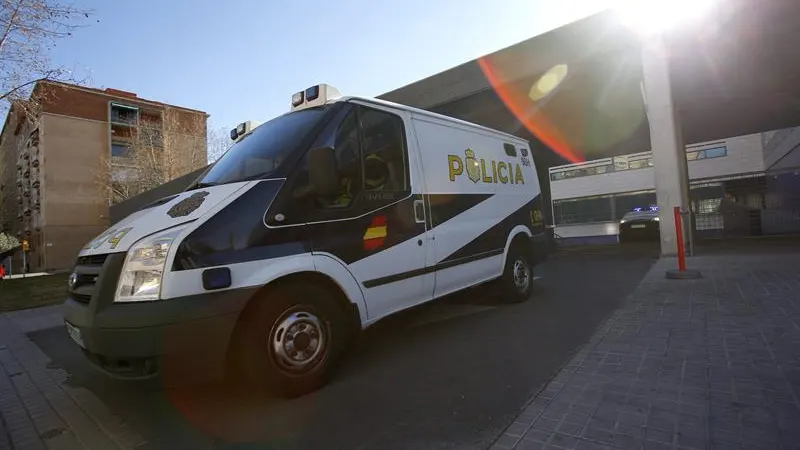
(324, 110, 362, 209)
(287, 104, 409, 220)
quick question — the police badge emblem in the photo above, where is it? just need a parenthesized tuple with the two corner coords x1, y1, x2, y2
(464, 149, 481, 184)
(167, 191, 210, 218)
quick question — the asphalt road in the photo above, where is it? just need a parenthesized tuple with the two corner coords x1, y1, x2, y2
(29, 244, 659, 450)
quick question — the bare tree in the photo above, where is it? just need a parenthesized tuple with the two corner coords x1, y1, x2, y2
(207, 126, 233, 163)
(0, 0, 94, 114)
(96, 107, 208, 205)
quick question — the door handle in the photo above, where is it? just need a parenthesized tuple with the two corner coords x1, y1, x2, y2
(413, 199, 425, 224)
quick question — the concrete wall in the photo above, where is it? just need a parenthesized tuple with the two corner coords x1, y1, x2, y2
(41, 114, 109, 227)
(0, 106, 39, 272)
(40, 113, 110, 270)
(688, 134, 764, 179)
(551, 160, 655, 200)
(0, 111, 25, 232)
(763, 127, 800, 171)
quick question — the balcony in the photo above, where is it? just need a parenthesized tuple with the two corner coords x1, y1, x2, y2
(110, 103, 139, 126)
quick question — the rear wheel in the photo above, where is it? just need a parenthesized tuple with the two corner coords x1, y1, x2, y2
(499, 241, 533, 303)
(235, 283, 345, 398)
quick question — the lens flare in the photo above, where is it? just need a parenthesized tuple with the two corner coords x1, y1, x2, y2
(616, 0, 720, 36)
(478, 57, 584, 163)
(529, 64, 569, 102)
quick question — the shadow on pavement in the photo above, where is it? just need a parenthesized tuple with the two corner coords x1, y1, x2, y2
(30, 246, 659, 450)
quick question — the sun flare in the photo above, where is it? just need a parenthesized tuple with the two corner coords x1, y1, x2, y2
(616, 0, 720, 36)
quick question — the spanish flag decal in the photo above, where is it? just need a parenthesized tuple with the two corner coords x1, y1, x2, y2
(363, 215, 388, 251)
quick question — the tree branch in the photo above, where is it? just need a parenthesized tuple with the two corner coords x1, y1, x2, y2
(0, 72, 52, 102)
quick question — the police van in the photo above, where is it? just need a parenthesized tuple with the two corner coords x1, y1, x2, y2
(63, 84, 549, 397)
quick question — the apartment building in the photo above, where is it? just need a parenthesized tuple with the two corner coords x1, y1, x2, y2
(0, 81, 208, 272)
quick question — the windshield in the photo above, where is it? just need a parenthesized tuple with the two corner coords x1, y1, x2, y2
(199, 107, 329, 185)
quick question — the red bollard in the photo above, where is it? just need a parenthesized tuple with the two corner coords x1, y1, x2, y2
(673, 206, 686, 271)
(666, 206, 701, 279)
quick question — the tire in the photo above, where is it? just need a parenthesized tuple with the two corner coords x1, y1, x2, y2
(234, 283, 345, 398)
(499, 241, 533, 303)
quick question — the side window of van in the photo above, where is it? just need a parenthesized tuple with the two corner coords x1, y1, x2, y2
(326, 111, 362, 209)
(285, 105, 410, 221)
(359, 108, 408, 192)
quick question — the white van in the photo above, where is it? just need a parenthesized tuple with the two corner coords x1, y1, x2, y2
(63, 84, 550, 397)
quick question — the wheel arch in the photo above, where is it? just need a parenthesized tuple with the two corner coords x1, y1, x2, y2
(501, 225, 534, 269)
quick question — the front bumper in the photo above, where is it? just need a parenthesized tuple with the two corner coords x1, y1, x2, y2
(63, 252, 254, 385)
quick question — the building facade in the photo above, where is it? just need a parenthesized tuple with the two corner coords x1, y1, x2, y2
(548, 129, 800, 244)
(0, 81, 208, 272)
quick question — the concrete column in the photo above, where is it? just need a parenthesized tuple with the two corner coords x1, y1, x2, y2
(641, 34, 691, 256)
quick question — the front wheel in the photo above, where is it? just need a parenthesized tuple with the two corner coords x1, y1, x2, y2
(499, 242, 533, 303)
(235, 283, 345, 398)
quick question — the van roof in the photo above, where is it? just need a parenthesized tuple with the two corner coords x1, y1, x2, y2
(336, 96, 529, 144)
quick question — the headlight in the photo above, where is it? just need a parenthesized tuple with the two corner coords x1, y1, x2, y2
(620, 219, 627, 224)
(652, 217, 660, 222)
(115, 226, 186, 302)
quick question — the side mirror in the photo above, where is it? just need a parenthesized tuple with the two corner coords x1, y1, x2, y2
(308, 146, 340, 197)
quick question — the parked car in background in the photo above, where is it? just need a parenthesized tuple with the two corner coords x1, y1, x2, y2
(618, 206, 660, 243)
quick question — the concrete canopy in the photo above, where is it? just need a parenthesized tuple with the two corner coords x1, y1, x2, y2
(379, 0, 800, 170)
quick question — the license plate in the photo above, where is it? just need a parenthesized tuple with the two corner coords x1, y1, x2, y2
(631, 224, 646, 229)
(65, 322, 85, 348)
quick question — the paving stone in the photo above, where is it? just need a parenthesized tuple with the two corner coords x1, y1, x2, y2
(1, 310, 146, 450)
(491, 254, 800, 450)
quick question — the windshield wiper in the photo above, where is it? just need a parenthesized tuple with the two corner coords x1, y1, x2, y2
(186, 181, 218, 191)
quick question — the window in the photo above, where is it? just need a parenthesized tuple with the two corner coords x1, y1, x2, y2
(703, 146, 727, 159)
(686, 145, 727, 161)
(553, 195, 614, 225)
(549, 163, 613, 181)
(198, 106, 330, 186)
(289, 105, 409, 215)
(110, 103, 138, 125)
(628, 158, 651, 170)
(359, 107, 407, 192)
(320, 110, 361, 208)
(594, 165, 611, 174)
(111, 143, 129, 157)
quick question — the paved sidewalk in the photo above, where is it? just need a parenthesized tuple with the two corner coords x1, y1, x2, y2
(0, 305, 146, 450)
(492, 252, 800, 450)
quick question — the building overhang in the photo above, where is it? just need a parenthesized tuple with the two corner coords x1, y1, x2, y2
(379, 0, 800, 167)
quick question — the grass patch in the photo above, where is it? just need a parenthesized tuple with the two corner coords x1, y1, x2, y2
(0, 274, 69, 312)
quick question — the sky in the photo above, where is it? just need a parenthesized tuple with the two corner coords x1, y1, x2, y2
(50, 0, 615, 134)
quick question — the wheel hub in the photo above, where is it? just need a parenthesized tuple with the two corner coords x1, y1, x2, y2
(513, 259, 530, 292)
(270, 310, 326, 373)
